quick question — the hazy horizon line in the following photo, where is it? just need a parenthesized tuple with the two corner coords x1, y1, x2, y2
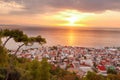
(0, 24, 120, 30)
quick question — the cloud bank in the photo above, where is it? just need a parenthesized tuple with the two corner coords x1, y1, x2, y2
(0, 0, 24, 14)
(0, 0, 120, 14)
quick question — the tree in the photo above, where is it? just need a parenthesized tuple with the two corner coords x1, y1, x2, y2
(0, 29, 48, 80)
(40, 58, 50, 80)
(7, 68, 21, 80)
(2, 29, 11, 46)
(0, 46, 8, 80)
(50, 65, 68, 80)
(0, 67, 7, 80)
(107, 66, 117, 74)
(107, 74, 120, 80)
(0, 29, 3, 45)
(0, 29, 27, 80)
(14, 34, 29, 55)
(30, 60, 41, 80)
(83, 71, 106, 80)
(14, 35, 46, 55)
(34, 35, 46, 45)
(0, 46, 8, 67)
(2, 29, 24, 47)
(1, 29, 46, 55)
(21, 59, 50, 80)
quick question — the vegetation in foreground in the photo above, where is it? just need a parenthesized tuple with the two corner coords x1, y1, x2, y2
(0, 29, 120, 80)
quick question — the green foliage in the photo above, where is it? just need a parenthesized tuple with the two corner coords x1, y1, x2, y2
(3, 29, 23, 38)
(35, 35, 46, 45)
(0, 30, 3, 45)
(29, 35, 46, 45)
(0, 68, 7, 80)
(107, 74, 120, 80)
(0, 46, 8, 67)
(0, 29, 46, 55)
(2, 29, 25, 47)
(8, 68, 21, 80)
(14, 34, 28, 43)
(40, 58, 50, 80)
(74, 77, 80, 80)
(107, 66, 117, 74)
(2, 29, 11, 37)
(50, 65, 70, 80)
(30, 60, 41, 80)
(0, 29, 47, 80)
(0, 46, 8, 80)
(83, 71, 106, 80)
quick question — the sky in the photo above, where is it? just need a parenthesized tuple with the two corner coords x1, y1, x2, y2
(0, 0, 120, 28)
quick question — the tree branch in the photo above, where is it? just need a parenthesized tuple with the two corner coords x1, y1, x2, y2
(3, 37, 11, 47)
(14, 43, 25, 56)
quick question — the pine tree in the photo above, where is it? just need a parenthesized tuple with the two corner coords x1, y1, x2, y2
(40, 58, 50, 80)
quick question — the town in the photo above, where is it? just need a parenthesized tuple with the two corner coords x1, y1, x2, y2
(8, 46, 120, 77)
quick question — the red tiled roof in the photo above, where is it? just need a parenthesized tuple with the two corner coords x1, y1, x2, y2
(97, 65, 106, 71)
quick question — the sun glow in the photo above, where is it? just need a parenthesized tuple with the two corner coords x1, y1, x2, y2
(34, 9, 94, 27)
(53, 10, 92, 27)
(66, 16, 78, 26)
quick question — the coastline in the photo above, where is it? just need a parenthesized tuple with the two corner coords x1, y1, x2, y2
(8, 45, 120, 77)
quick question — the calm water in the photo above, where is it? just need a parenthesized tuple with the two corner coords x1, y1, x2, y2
(3, 27, 120, 49)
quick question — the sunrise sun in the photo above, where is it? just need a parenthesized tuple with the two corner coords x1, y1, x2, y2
(66, 16, 79, 26)
(53, 9, 93, 27)
(59, 10, 88, 27)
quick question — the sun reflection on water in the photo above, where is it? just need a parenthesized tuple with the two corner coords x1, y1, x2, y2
(67, 30, 75, 46)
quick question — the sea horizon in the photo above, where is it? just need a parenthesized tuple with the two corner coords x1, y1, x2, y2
(1, 25, 120, 50)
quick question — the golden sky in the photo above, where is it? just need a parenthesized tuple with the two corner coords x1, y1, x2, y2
(0, 0, 120, 28)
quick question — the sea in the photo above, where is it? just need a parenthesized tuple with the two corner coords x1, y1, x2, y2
(1, 26, 120, 50)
